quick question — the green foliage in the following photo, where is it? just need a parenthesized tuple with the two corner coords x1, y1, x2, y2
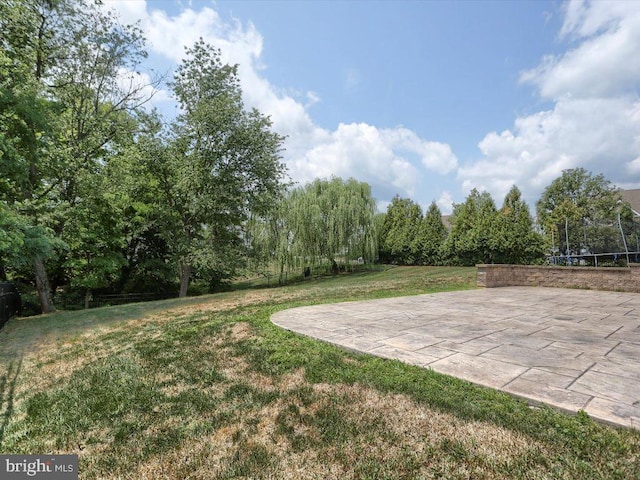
(0, 205, 26, 263)
(443, 189, 498, 266)
(378, 190, 543, 267)
(60, 190, 126, 293)
(379, 196, 423, 265)
(537, 168, 621, 255)
(246, 191, 293, 282)
(0, 202, 58, 281)
(153, 39, 287, 296)
(492, 186, 544, 264)
(249, 177, 378, 281)
(0, 0, 156, 311)
(1, 4, 288, 307)
(419, 201, 448, 265)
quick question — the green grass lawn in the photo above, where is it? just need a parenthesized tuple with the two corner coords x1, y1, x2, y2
(0, 266, 638, 479)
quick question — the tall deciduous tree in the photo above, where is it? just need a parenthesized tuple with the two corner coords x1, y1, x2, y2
(104, 113, 176, 294)
(1, 0, 158, 312)
(536, 168, 621, 255)
(163, 39, 286, 297)
(1, 1, 59, 311)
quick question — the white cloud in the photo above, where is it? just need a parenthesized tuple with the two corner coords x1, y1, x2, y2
(291, 123, 421, 197)
(381, 128, 457, 174)
(461, 0, 640, 210)
(305, 91, 321, 108)
(102, 0, 456, 205)
(460, 97, 640, 205)
(521, 1, 640, 99)
(436, 191, 454, 215)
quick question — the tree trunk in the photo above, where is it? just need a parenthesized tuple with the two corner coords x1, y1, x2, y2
(84, 288, 91, 309)
(34, 257, 56, 313)
(178, 262, 191, 298)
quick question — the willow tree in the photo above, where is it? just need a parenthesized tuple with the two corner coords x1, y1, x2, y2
(250, 177, 378, 277)
(294, 178, 378, 271)
(246, 192, 294, 284)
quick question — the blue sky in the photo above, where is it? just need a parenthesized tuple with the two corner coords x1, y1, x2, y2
(106, 0, 640, 214)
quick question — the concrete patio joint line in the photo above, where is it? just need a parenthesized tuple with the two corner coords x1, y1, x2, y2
(270, 287, 640, 430)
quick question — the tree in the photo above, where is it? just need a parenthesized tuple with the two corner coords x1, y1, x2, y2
(536, 168, 621, 255)
(59, 174, 127, 308)
(246, 191, 294, 284)
(418, 201, 447, 265)
(0, 3, 59, 311)
(379, 196, 423, 265)
(158, 39, 286, 297)
(103, 113, 176, 295)
(249, 177, 378, 279)
(492, 186, 544, 264)
(443, 189, 497, 266)
(291, 177, 378, 271)
(0, 205, 25, 281)
(0, 0, 157, 312)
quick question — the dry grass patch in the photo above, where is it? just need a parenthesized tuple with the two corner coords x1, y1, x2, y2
(2, 267, 638, 479)
(307, 383, 548, 477)
(114, 380, 550, 480)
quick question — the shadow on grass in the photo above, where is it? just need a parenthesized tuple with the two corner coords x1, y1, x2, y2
(0, 353, 22, 448)
(0, 266, 415, 363)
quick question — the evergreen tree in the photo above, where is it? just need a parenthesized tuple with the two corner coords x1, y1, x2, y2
(379, 196, 423, 265)
(492, 186, 544, 264)
(419, 201, 447, 265)
(443, 189, 497, 265)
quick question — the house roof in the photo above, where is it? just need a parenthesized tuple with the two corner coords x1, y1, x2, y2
(620, 189, 640, 217)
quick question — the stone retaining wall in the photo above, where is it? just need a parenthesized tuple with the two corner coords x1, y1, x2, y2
(476, 264, 640, 293)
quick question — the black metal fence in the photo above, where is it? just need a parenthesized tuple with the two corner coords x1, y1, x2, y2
(0, 282, 21, 329)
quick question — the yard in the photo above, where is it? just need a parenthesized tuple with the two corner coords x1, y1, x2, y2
(0, 266, 638, 479)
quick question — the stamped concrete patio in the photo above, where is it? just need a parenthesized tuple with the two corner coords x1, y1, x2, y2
(271, 287, 640, 430)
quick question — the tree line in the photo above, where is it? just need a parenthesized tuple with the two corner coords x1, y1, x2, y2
(377, 168, 634, 267)
(1, 1, 285, 313)
(379, 185, 544, 267)
(1, 2, 634, 315)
